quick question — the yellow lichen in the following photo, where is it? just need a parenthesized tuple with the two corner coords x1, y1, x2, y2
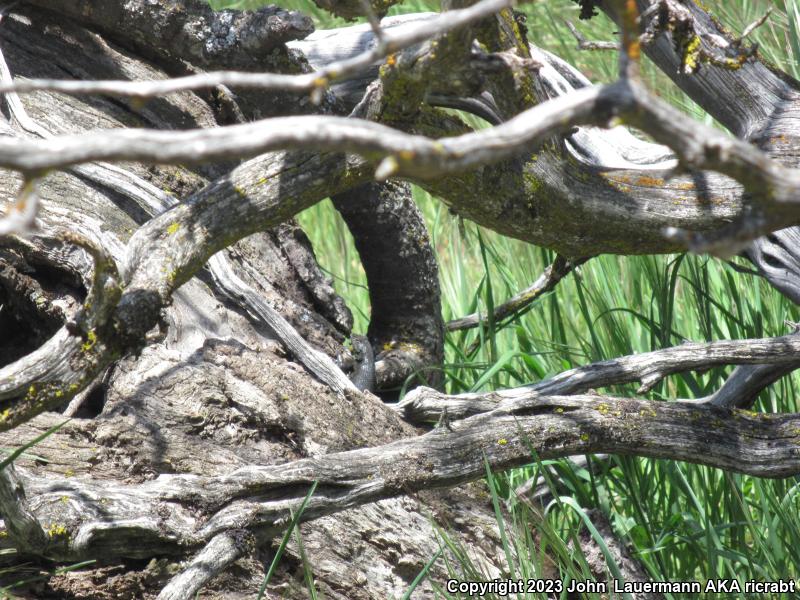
(81, 330, 98, 353)
(683, 35, 702, 72)
(46, 523, 69, 538)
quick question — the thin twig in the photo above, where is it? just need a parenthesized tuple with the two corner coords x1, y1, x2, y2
(359, 0, 386, 44)
(738, 8, 772, 44)
(564, 20, 617, 51)
(446, 255, 589, 332)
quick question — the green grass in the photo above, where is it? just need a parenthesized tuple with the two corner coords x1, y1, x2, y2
(211, 0, 800, 596)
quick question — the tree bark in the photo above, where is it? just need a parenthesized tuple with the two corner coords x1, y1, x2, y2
(3, 0, 800, 598)
(0, 5, 503, 597)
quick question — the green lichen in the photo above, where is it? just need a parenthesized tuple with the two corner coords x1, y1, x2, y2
(523, 171, 544, 195)
(378, 55, 429, 124)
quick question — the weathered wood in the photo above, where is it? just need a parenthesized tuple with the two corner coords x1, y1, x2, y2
(396, 332, 800, 423)
(0, 5, 509, 597)
(4, 392, 800, 570)
(2, 1, 800, 597)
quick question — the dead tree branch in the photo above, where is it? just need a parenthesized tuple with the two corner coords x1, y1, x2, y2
(396, 332, 800, 423)
(156, 530, 254, 600)
(446, 255, 588, 332)
(565, 20, 618, 51)
(8, 0, 512, 100)
(3, 393, 800, 565)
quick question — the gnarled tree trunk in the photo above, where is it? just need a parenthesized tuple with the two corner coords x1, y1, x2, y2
(0, 3, 488, 598)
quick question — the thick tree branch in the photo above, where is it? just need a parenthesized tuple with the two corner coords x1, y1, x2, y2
(703, 362, 800, 410)
(0, 222, 126, 431)
(21, 0, 315, 72)
(333, 181, 444, 391)
(602, 0, 800, 139)
(4, 393, 800, 564)
(11, 0, 511, 101)
(0, 464, 48, 555)
(396, 332, 800, 422)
